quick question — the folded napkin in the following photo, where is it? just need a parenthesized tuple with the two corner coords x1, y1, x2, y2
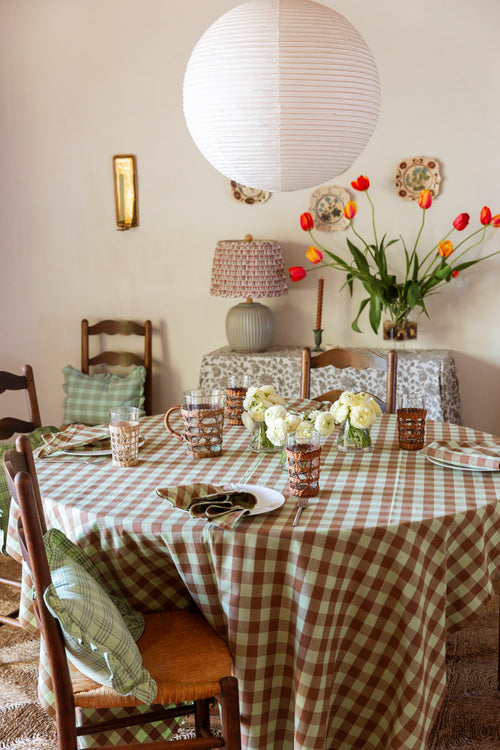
(35, 423, 112, 458)
(421, 440, 500, 470)
(156, 483, 257, 529)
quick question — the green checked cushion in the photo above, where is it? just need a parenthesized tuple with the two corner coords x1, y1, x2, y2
(62, 365, 146, 426)
(43, 561, 157, 704)
(0, 425, 59, 554)
(43, 528, 145, 641)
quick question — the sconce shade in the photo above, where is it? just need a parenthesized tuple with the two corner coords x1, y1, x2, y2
(183, 0, 380, 192)
(210, 236, 288, 352)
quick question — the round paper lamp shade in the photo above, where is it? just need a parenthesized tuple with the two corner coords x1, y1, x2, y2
(183, 0, 380, 192)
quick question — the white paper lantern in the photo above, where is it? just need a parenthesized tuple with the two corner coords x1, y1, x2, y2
(183, 0, 380, 193)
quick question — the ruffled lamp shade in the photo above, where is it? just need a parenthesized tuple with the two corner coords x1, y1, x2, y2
(183, 0, 380, 192)
(210, 235, 288, 353)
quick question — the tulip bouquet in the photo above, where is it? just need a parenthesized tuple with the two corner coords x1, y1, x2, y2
(330, 391, 382, 451)
(242, 385, 336, 452)
(289, 175, 500, 335)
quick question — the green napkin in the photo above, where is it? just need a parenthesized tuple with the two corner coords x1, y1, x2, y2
(156, 483, 257, 530)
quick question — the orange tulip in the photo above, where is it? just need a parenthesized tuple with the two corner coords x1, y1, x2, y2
(438, 240, 454, 258)
(350, 175, 370, 191)
(480, 206, 492, 225)
(490, 214, 500, 227)
(300, 212, 314, 231)
(343, 201, 357, 220)
(306, 246, 323, 264)
(289, 266, 306, 281)
(418, 190, 433, 210)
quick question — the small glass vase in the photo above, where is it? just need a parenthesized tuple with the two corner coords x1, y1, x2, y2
(337, 417, 372, 453)
(249, 422, 281, 453)
(383, 318, 417, 341)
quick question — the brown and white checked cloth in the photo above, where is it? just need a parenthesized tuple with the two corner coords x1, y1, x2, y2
(7, 405, 500, 750)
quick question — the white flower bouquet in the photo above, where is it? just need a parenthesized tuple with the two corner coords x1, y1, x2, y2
(330, 391, 382, 451)
(242, 385, 336, 453)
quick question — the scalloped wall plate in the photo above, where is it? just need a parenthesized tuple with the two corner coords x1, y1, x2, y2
(394, 157, 441, 201)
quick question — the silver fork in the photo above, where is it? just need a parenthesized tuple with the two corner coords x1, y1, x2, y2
(292, 497, 308, 527)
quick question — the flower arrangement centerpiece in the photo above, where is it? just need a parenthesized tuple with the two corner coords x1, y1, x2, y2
(242, 385, 336, 454)
(330, 391, 382, 452)
(289, 176, 500, 338)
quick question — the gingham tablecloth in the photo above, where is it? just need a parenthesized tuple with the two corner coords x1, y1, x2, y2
(7, 408, 500, 750)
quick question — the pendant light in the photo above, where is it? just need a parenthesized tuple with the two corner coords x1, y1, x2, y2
(183, 0, 380, 192)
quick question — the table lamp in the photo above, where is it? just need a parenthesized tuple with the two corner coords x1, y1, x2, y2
(210, 234, 288, 353)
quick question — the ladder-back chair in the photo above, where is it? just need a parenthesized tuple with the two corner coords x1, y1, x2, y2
(81, 319, 153, 415)
(300, 347, 397, 413)
(4, 435, 241, 750)
(0, 364, 42, 628)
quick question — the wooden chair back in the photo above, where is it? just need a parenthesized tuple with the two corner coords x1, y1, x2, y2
(0, 365, 41, 440)
(300, 347, 397, 413)
(81, 319, 153, 415)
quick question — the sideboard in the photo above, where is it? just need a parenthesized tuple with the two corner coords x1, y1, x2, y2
(199, 346, 462, 424)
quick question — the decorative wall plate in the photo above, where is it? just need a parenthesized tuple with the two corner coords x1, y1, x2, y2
(230, 181, 271, 204)
(309, 185, 350, 232)
(394, 157, 441, 201)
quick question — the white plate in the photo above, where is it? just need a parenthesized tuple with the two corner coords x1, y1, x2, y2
(61, 438, 145, 457)
(226, 484, 285, 516)
(426, 455, 499, 472)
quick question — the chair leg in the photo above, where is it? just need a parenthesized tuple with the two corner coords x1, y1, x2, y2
(219, 677, 241, 750)
(194, 698, 211, 736)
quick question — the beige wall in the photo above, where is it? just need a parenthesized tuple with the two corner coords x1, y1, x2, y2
(1, 0, 499, 433)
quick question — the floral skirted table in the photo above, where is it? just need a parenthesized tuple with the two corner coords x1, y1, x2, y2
(200, 345, 462, 424)
(7, 408, 499, 750)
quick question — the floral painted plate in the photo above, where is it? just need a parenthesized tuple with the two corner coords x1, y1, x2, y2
(394, 157, 441, 201)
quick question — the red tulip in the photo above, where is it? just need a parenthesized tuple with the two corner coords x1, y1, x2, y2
(490, 214, 500, 227)
(306, 246, 323, 264)
(350, 175, 370, 191)
(418, 190, 433, 210)
(300, 212, 314, 231)
(438, 240, 454, 258)
(289, 266, 307, 281)
(452, 270, 459, 278)
(452, 213, 470, 231)
(343, 201, 357, 220)
(480, 206, 492, 225)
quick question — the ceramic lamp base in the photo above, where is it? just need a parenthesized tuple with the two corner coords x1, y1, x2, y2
(226, 301, 273, 353)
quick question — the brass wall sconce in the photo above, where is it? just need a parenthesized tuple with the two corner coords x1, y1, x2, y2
(113, 154, 138, 230)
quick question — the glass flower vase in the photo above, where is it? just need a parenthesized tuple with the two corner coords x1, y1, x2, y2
(382, 318, 417, 341)
(249, 422, 281, 453)
(336, 417, 372, 453)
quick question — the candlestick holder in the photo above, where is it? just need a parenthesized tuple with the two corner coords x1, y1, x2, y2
(312, 328, 324, 352)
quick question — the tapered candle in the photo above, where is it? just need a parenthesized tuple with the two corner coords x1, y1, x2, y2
(316, 277, 324, 330)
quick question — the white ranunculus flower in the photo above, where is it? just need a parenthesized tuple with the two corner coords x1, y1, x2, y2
(266, 418, 288, 446)
(339, 391, 356, 405)
(264, 404, 287, 426)
(295, 420, 313, 441)
(367, 396, 382, 415)
(285, 413, 302, 432)
(267, 393, 286, 406)
(314, 412, 335, 437)
(241, 411, 255, 432)
(349, 405, 376, 429)
(260, 385, 275, 397)
(332, 403, 349, 424)
(248, 402, 267, 422)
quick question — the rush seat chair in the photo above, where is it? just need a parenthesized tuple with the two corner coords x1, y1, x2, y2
(3, 436, 242, 750)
